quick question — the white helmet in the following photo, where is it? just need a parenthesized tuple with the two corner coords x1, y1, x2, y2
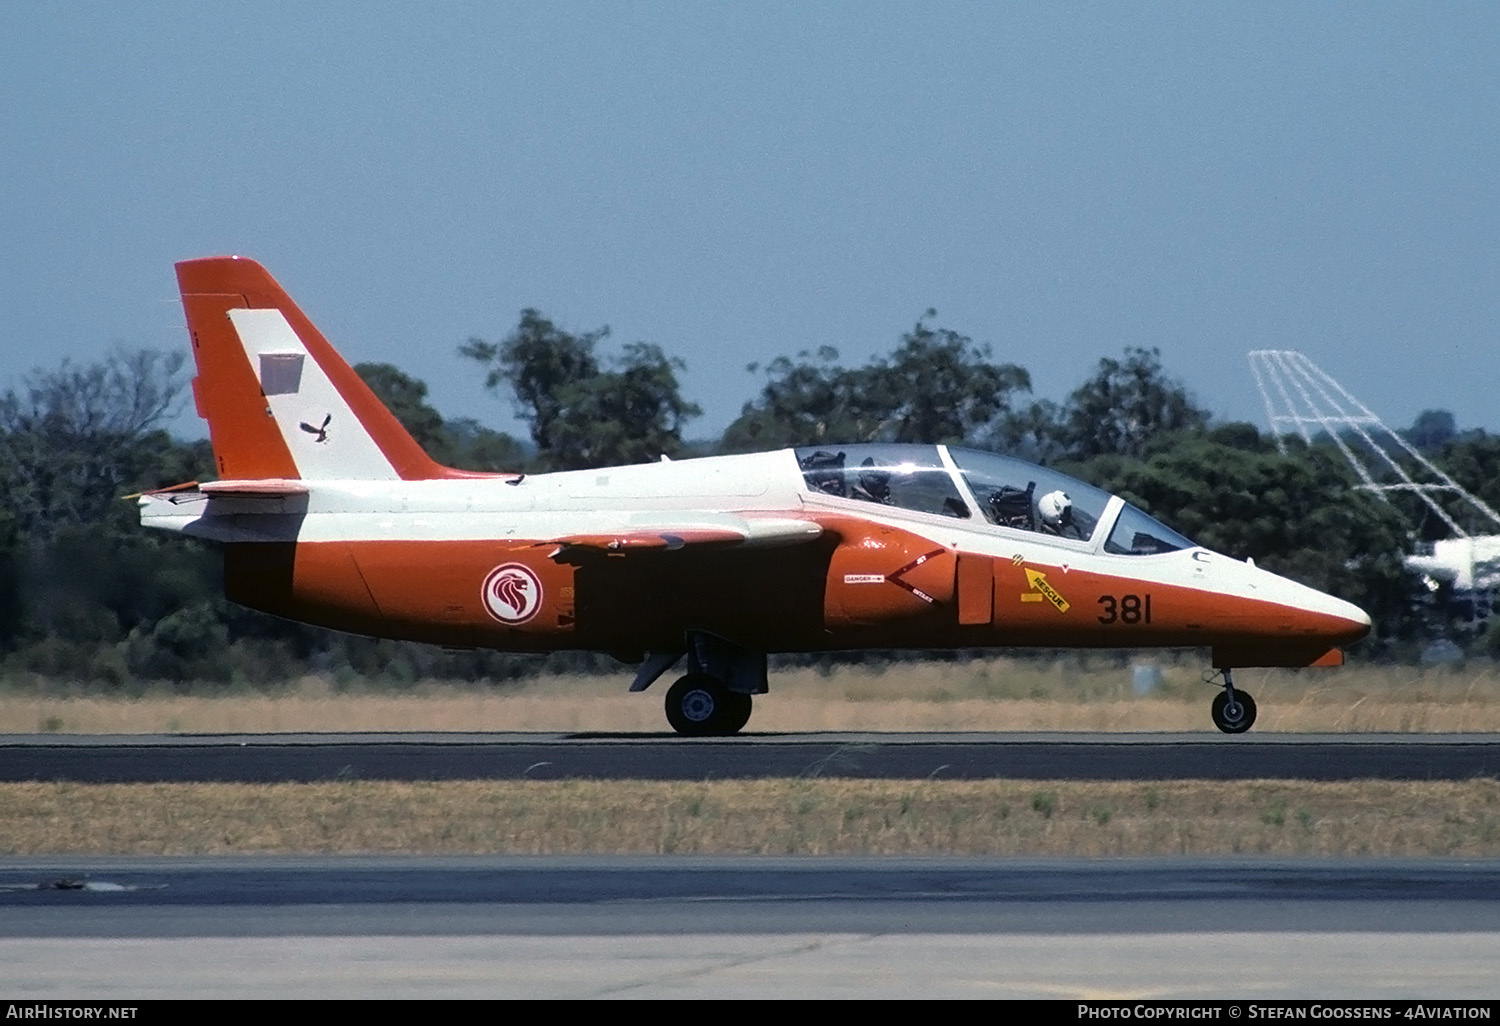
(1038, 489, 1072, 529)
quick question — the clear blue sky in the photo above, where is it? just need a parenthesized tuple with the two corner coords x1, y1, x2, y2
(3, 2, 1497, 444)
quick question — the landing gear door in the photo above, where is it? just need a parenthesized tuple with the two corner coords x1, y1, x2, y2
(956, 552, 994, 626)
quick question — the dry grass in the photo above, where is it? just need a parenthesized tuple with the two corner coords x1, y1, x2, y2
(6, 658, 1500, 734)
(2, 779, 1498, 857)
(7, 660, 1498, 858)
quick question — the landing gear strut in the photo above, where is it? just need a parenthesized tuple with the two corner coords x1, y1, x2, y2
(1208, 668, 1257, 734)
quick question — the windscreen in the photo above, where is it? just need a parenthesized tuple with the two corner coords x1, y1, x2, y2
(1103, 503, 1196, 555)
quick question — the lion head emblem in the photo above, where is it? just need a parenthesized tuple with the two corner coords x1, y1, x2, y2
(481, 563, 543, 624)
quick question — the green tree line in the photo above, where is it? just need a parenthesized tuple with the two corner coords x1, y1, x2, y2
(0, 308, 1485, 690)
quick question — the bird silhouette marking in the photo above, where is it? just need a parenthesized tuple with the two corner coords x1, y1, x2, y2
(299, 414, 331, 444)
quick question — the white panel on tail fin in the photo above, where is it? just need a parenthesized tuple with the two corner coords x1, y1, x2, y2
(228, 308, 399, 481)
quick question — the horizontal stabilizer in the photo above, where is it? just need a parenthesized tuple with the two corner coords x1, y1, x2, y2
(135, 478, 310, 508)
(199, 479, 311, 497)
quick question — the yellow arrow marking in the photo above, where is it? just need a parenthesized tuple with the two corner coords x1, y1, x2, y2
(1022, 568, 1070, 613)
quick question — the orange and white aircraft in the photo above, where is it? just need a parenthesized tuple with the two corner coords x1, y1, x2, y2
(139, 256, 1371, 735)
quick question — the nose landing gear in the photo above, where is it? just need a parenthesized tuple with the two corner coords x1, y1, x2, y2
(1207, 668, 1257, 734)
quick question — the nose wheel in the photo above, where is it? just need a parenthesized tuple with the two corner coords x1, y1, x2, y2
(1208, 669, 1257, 734)
(664, 673, 753, 736)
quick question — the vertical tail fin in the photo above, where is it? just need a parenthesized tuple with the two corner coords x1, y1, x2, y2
(176, 256, 453, 481)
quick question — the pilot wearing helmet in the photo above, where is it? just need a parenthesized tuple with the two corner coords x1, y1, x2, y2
(1038, 489, 1082, 538)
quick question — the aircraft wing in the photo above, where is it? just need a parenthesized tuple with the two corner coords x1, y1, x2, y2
(544, 515, 823, 560)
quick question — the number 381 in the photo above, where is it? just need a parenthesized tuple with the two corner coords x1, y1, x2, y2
(1098, 594, 1151, 625)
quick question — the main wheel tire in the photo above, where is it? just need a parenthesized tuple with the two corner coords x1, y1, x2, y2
(665, 674, 745, 736)
(717, 689, 753, 734)
(1211, 689, 1257, 734)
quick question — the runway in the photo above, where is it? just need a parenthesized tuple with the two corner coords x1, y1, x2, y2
(4, 731, 1499, 782)
(2, 857, 1498, 999)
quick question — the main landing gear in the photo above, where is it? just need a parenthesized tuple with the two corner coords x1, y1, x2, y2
(664, 674, 753, 736)
(629, 631, 767, 736)
(1207, 668, 1257, 734)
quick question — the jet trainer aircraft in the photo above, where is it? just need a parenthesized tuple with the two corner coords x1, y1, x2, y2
(139, 257, 1371, 735)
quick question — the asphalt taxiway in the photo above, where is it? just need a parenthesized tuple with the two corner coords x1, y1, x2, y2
(2, 857, 1498, 999)
(3, 731, 1499, 782)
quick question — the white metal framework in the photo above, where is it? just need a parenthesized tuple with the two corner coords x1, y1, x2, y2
(1248, 350, 1500, 592)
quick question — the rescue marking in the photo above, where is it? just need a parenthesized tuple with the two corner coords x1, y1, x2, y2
(482, 562, 544, 624)
(1022, 568, 1070, 613)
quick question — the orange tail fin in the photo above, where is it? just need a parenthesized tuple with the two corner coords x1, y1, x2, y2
(176, 256, 454, 481)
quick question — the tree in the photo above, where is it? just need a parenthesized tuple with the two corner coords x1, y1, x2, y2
(354, 362, 454, 462)
(461, 310, 603, 459)
(0, 505, 20, 649)
(0, 348, 229, 667)
(1435, 430, 1500, 520)
(1060, 346, 1210, 461)
(721, 311, 1031, 452)
(1406, 409, 1458, 452)
(355, 362, 528, 472)
(873, 312, 1031, 445)
(461, 311, 699, 470)
(0, 348, 191, 535)
(985, 397, 1068, 464)
(443, 417, 529, 473)
(542, 342, 701, 469)
(720, 347, 883, 452)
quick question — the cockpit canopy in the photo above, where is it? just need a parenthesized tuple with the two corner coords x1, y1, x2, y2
(794, 443, 1196, 556)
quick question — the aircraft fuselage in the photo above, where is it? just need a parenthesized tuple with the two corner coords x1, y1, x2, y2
(141, 447, 1368, 670)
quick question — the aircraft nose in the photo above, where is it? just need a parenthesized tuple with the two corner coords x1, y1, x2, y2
(1327, 598, 1372, 641)
(1245, 561, 1372, 643)
(1299, 587, 1372, 643)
